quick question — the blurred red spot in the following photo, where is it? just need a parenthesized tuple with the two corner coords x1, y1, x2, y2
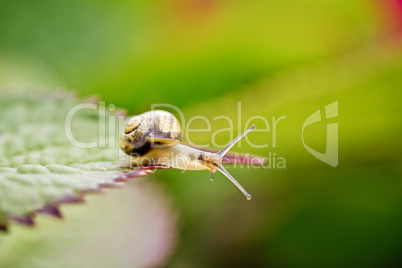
(173, 0, 217, 20)
(379, 0, 402, 34)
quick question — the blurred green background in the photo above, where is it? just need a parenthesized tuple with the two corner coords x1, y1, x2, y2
(1, 0, 402, 267)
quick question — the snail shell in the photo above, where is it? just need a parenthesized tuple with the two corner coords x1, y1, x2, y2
(120, 110, 182, 156)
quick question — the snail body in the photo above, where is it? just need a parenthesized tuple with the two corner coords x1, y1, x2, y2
(120, 110, 255, 199)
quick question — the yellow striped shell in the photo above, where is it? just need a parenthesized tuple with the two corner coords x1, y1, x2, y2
(120, 110, 182, 156)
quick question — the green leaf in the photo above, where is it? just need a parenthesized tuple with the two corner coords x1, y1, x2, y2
(0, 91, 149, 231)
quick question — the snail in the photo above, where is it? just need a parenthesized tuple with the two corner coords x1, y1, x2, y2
(120, 110, 257, 200)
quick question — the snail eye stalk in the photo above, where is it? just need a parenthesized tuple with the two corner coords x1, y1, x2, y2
(215, 125, 256, 200)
